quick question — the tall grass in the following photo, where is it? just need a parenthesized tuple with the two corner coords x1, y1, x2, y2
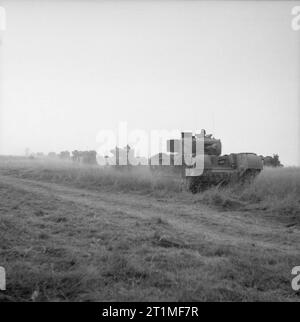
(199, 167, 300, 223)
(1, 157, 299, 301)
(0, 157, 186, 194)
(0, 157, 299, 222)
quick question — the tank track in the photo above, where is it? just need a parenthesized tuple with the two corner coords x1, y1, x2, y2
(187, 169, 261, 193)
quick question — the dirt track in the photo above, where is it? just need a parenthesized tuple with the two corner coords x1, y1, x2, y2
(0, 174, 299, 254)
(0, 173, 300, 301)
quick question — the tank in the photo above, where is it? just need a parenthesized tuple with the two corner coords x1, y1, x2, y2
(166, 130, 263, 193)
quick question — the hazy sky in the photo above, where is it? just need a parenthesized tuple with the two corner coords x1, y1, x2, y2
(0, 0, 299, 165)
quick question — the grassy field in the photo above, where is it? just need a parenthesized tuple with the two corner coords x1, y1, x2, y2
(0, 157, 299, 301)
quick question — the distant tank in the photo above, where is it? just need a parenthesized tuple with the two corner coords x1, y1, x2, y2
(260, 154, 282, 167)
(165, 130, 263, 193)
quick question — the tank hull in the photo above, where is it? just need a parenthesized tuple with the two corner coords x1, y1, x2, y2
(186, 153, 263, 192)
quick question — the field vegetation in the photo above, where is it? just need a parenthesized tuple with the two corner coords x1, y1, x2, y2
(1, 157, 299, 224)
(0, 157, 299, 301)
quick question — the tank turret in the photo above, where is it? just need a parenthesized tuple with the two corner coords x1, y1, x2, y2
(167, 131, 221, 158)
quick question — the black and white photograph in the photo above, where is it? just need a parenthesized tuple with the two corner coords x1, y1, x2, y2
(0, 0, 300, 308)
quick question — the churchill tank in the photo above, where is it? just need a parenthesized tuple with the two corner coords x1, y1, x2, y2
(165, 130, 263, 193)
